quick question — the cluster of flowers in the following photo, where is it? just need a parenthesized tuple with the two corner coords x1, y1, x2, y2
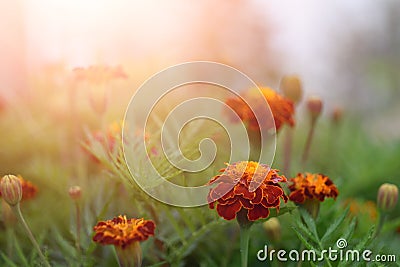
(1, 74, 398, 267)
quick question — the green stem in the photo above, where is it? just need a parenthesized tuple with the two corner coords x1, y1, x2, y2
(374, 212, 387, 238)
(6, 227, 14, 258)
(239, 225, 251, 267)
(74, 201, 82, 254)
(12, 204, 51, 267)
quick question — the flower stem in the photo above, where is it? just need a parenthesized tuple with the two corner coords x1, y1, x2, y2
(12, 204, 51, 267)
(74, 201, 82, 253)
(301, 119, 316, 166)
(374, 212, 387, 238)
(283, 127, 293, 176)
(239, 225, 251, 267)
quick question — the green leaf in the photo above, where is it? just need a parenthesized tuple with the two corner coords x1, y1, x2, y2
(295, 219, 320, 245)
(292, 227, 321, 253)
(355, 226, 375, 251)
(13, 237, 29, 267)
(342, 217, 356, 241)
(299, 208, 319, 239)
(0, 252, 19, 267)
(321, 208, 349, 244)
(164, 208, 186, 244)
(52, 227, 77, 259)
(177, 208, 196, 232)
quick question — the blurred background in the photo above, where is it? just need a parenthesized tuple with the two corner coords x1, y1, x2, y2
(2, 1, 399, 128)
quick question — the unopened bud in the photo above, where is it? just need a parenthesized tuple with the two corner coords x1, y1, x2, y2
(332, 107, 343, 124)
(306, 96, 323, 121)
(68, 186, 82, 200)
(280, 75, 303, 104)
(262, 217, 281, 241)
(377, 183, 398, 212)
(0, 175, 22, 206)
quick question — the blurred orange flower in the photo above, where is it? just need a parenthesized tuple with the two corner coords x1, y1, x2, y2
(207, 161, 288, 221)
(225, 87, 295, 132)
(73, 65, 128, 84)
(288, 173, 338, 203)
(0, 175, 37, 201)
(93, 215, 155, 249)
(344, 199, 377, 221)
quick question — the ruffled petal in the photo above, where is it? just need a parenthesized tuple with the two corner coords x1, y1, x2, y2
(247, 205, 270, 221)
(216, 200, 242, 220)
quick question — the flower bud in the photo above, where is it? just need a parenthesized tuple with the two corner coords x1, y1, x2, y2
(68, 186, 82, 200)
(0, 175, 22, 206)
(263, 217, 281, 242)
(332, 107, 343, 124)
(306, 96, 323, 121)
(377, 183, 398, 212)
(280, 75, 303, 104)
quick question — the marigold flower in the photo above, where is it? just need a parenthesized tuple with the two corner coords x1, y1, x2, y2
(225, 87, 295, 132)
(0, 175, 37, 203)
(344, 199, 377, 221)
(207, 161, 288, 221)
(288, 173, 338, 203)
(93, 215, 155, 249)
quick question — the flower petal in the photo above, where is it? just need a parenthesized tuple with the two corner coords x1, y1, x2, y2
(216, 200, 242, 220)
(247, 205, 270, 221)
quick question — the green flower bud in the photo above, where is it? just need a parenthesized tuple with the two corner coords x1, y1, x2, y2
(377, 183, 398, 212)
(280, 75, 303, 104)
(0, 175, 22, 206)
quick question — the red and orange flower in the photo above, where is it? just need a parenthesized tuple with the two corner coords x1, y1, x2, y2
(207, 161, 288, 221)
(93, 215, 155, 249)
(225, 87, 295, 132)
(288, 173, 339, 203)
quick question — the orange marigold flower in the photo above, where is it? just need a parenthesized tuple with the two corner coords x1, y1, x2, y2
(0, 175, 38, 201)
(225, 87, 295, 132)
(288, 173, 338, 203)
(207, 161, 288, 221)
(93, 215, 155, 249)
(344, 199, 377, 221)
